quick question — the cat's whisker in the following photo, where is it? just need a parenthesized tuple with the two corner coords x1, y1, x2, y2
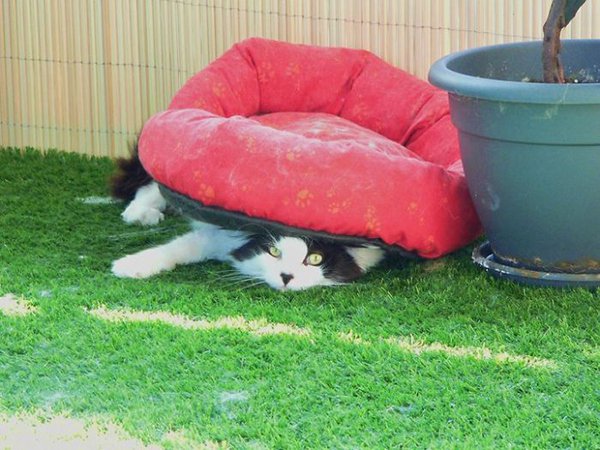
(266, 230, 279, 245)
(239, 281, 266, 290)
(225, 275, 266, 289)
(230, 277, 266, 290)
(215, 271, 252, 281)
(214, 269, 240, 276)
(217, 268, 242, 275)
(226, 276, 257, 286)
(217, 275, 246, 281)
(206, 267, 248, 279)
(236, 222, 274, 237)
(219, 277, 252, 285)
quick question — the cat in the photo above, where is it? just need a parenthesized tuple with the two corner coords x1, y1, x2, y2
(110, 144, 385, 290)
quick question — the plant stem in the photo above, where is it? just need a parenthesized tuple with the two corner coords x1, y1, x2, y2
(543, 0, 567, 83)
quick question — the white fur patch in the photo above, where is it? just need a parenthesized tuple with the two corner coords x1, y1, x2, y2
(346, 246, 385, 271)
(112, 248, 175, 278)
(121, 182, 167, 226)
(112, 226, 249, 278)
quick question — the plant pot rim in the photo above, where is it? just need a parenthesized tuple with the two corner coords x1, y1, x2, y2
(429, 39, 600, 104)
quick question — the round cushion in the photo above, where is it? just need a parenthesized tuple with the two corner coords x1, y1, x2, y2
(139, 38, 481, 258)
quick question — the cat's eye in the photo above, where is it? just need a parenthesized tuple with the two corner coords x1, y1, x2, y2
(306, 252, 323, 266)
(268, 246, 282, 258)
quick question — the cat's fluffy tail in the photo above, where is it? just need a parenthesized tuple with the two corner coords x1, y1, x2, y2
(110, 140, 153, 201)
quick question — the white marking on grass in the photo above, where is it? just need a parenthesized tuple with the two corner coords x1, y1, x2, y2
(385, 336, 557, 369)
(88, 306, 312, 337)
(337, 331, 369, 345)
(0, 412, 160, 450)
(0, 294, 37, 317)
(77, 196, 118, 205)
(338, 332, 557, 369)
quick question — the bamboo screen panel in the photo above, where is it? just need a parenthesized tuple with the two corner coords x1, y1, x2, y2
(1, 0, 599, 158)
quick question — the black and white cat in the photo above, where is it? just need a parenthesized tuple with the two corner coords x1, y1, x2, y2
(110, 148, 385, 290)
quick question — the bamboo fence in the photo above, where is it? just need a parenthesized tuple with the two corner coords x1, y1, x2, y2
(1, 0, 599, 158)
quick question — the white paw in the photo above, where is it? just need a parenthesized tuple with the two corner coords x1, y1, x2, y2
(111, 251, 172, 278)
(121, 203, 165, 226)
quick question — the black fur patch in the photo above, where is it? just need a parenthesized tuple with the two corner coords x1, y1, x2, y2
(110, 140, 153, 201)
(308, 241, 364, 282)
(230, 235, 275, 261)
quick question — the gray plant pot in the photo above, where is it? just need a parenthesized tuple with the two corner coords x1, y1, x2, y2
(429, 40, 600, 287)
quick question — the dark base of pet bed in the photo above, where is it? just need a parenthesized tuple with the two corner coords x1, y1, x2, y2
(159, 184, 419, 259)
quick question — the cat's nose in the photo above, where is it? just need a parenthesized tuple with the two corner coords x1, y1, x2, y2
(280, 273, 294, 286)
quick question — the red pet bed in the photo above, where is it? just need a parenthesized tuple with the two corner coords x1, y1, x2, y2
(138, 38, 481, 258)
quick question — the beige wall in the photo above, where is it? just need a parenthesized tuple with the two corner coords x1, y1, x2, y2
(1, 0, 599, 158)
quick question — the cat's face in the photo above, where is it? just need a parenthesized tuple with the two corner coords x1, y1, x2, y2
(230, 235, 384, 290)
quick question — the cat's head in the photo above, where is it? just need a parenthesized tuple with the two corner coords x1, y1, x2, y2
(230, 235, 384, 290)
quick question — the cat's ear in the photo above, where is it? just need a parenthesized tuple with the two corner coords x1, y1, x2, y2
(345, 246, 385, 272)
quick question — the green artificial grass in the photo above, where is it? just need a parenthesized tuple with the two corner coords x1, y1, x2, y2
(0, 147, 598, 448)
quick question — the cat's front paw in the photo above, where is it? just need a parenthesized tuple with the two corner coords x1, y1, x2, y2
(121, 203, 165, 226)
(111, 251, 172, 278)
